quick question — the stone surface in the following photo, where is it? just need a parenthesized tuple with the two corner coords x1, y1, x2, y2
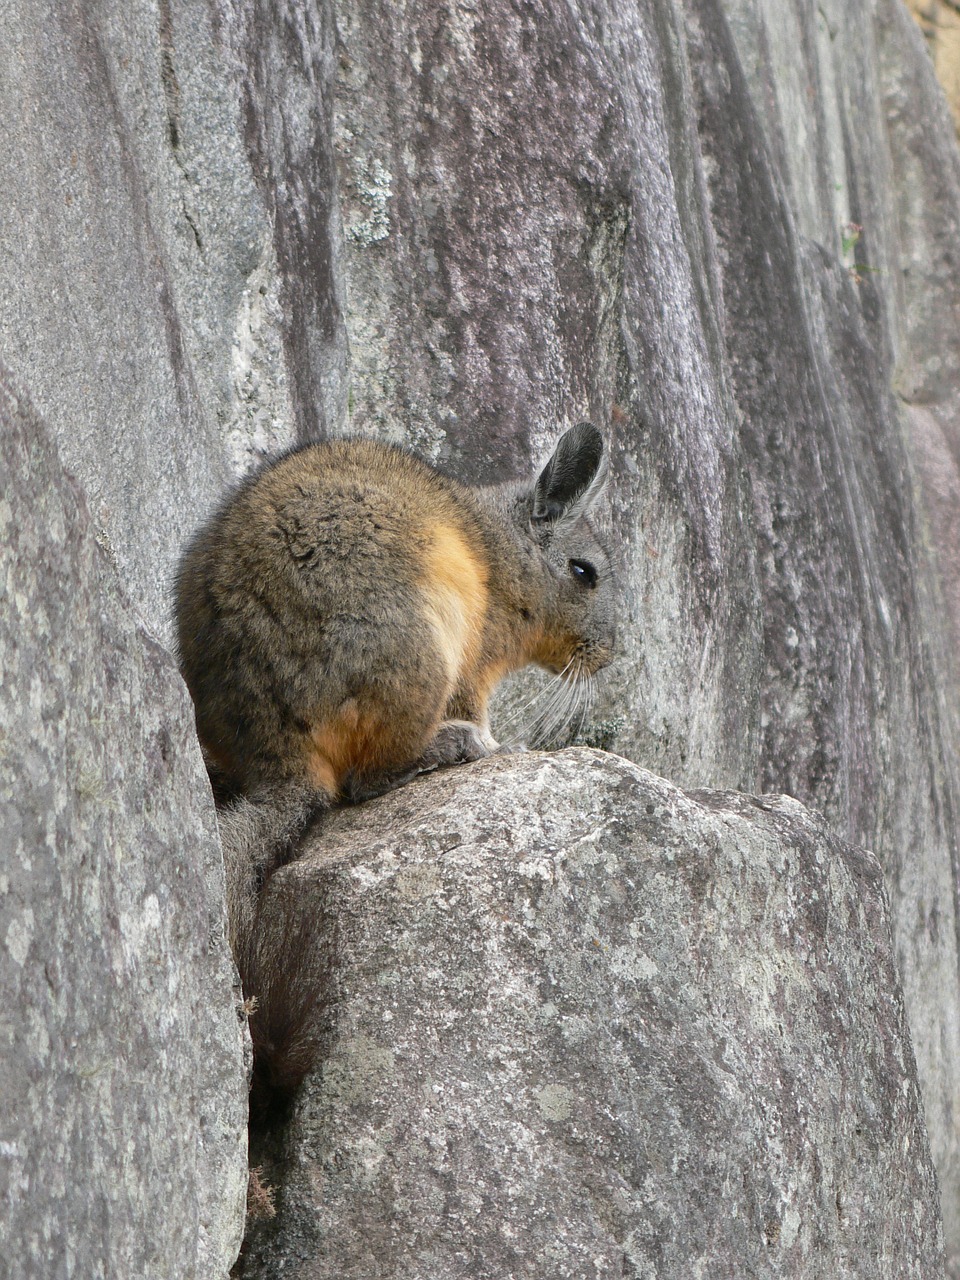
(3, 0, 960, 1271)
(707, 1, 960, 1243)
(0, 0, 296, 645)
(239, 749, 944, 1279)
(907, 1, 960, 133)
(317, 0, 960, 1254)
(0, 370, 248, 1278)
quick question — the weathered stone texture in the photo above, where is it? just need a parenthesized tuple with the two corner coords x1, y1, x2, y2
(318, 1, 960, 1253)
(3, 0, 960, 1272)
(237, 0, 350, 444)
(240, 750, 945, 1279)
(707, 0, 960, 1240)
(328, 0, 766, 792)
(0, 0, 296, 643)
(0, 372, 248, 1278)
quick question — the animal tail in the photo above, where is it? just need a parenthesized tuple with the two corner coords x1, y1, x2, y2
(217, 781, 332, 1109)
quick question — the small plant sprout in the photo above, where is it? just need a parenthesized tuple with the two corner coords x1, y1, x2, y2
(840, 221, 862, 258)
(840, 221, 881, 284)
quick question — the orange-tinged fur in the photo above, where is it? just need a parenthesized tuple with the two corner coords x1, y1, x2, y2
(301, 709, 356, 798)
(420, 523, 490, 695)
(298, 526, 492, 797)
(302, 699, 421, 800)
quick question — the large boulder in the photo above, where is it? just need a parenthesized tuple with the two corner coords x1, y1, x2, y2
(3, 0, 960, 1271)
(0, 371, 248, 1277)
(239, 750, 945, 1279)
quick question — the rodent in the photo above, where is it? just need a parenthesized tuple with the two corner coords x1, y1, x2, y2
(175, 422, 615, 1096)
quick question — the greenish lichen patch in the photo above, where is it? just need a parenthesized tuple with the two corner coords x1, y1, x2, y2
(345, 156, 393, 245)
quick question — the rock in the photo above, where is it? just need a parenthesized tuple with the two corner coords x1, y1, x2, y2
(320, 0, 960, 1255)
(239, 749, 945, 1278)
(705, 2, 960, 1246)
(0, 0, 300, 645)
(3, 0, 960, 1271)
(905, 1, 960, 134)
(0, 370, 248, 1278)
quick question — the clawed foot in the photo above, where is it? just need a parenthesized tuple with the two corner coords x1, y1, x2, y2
(342, 720, 495, 805)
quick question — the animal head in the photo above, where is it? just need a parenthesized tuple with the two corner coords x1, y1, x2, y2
(522, 421, 616, 678)
(477, 422, 616, 749)
(476, 422, 615, 676)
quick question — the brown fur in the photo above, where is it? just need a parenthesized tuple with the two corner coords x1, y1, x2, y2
(176, 426, 615, 1099)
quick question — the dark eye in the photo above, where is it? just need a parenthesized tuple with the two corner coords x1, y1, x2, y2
(569, 558, 597, 588)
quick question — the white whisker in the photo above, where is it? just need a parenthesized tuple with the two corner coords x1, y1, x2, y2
(496, 658, 575, 744)
(494, 654, 604, 752)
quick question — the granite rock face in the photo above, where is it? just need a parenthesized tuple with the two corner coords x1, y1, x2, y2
(0, 0, 303, 644)
(0, 372, 248, 1278)
(239, 750, 945, 1279)
(2, 0, 960, 1273)
(317, 0, 960, 1252)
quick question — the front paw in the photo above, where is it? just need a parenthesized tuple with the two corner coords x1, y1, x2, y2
(418, 720, 491, 771)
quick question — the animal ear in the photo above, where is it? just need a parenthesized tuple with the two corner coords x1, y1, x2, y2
(531, 422, 607, 524)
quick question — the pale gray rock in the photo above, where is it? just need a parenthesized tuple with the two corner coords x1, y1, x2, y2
(2, 0, 960, 1271)
(682, 2, 960, 1244)
(318, 1, 960, 1255)
(0, 371, 248, 1279)
(239, 749, 945, 1279)
(0, 0, 300, 644)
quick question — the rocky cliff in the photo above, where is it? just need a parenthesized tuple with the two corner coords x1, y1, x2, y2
(2, 0, 959, 1275)
(0, 374, 248, 1275)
